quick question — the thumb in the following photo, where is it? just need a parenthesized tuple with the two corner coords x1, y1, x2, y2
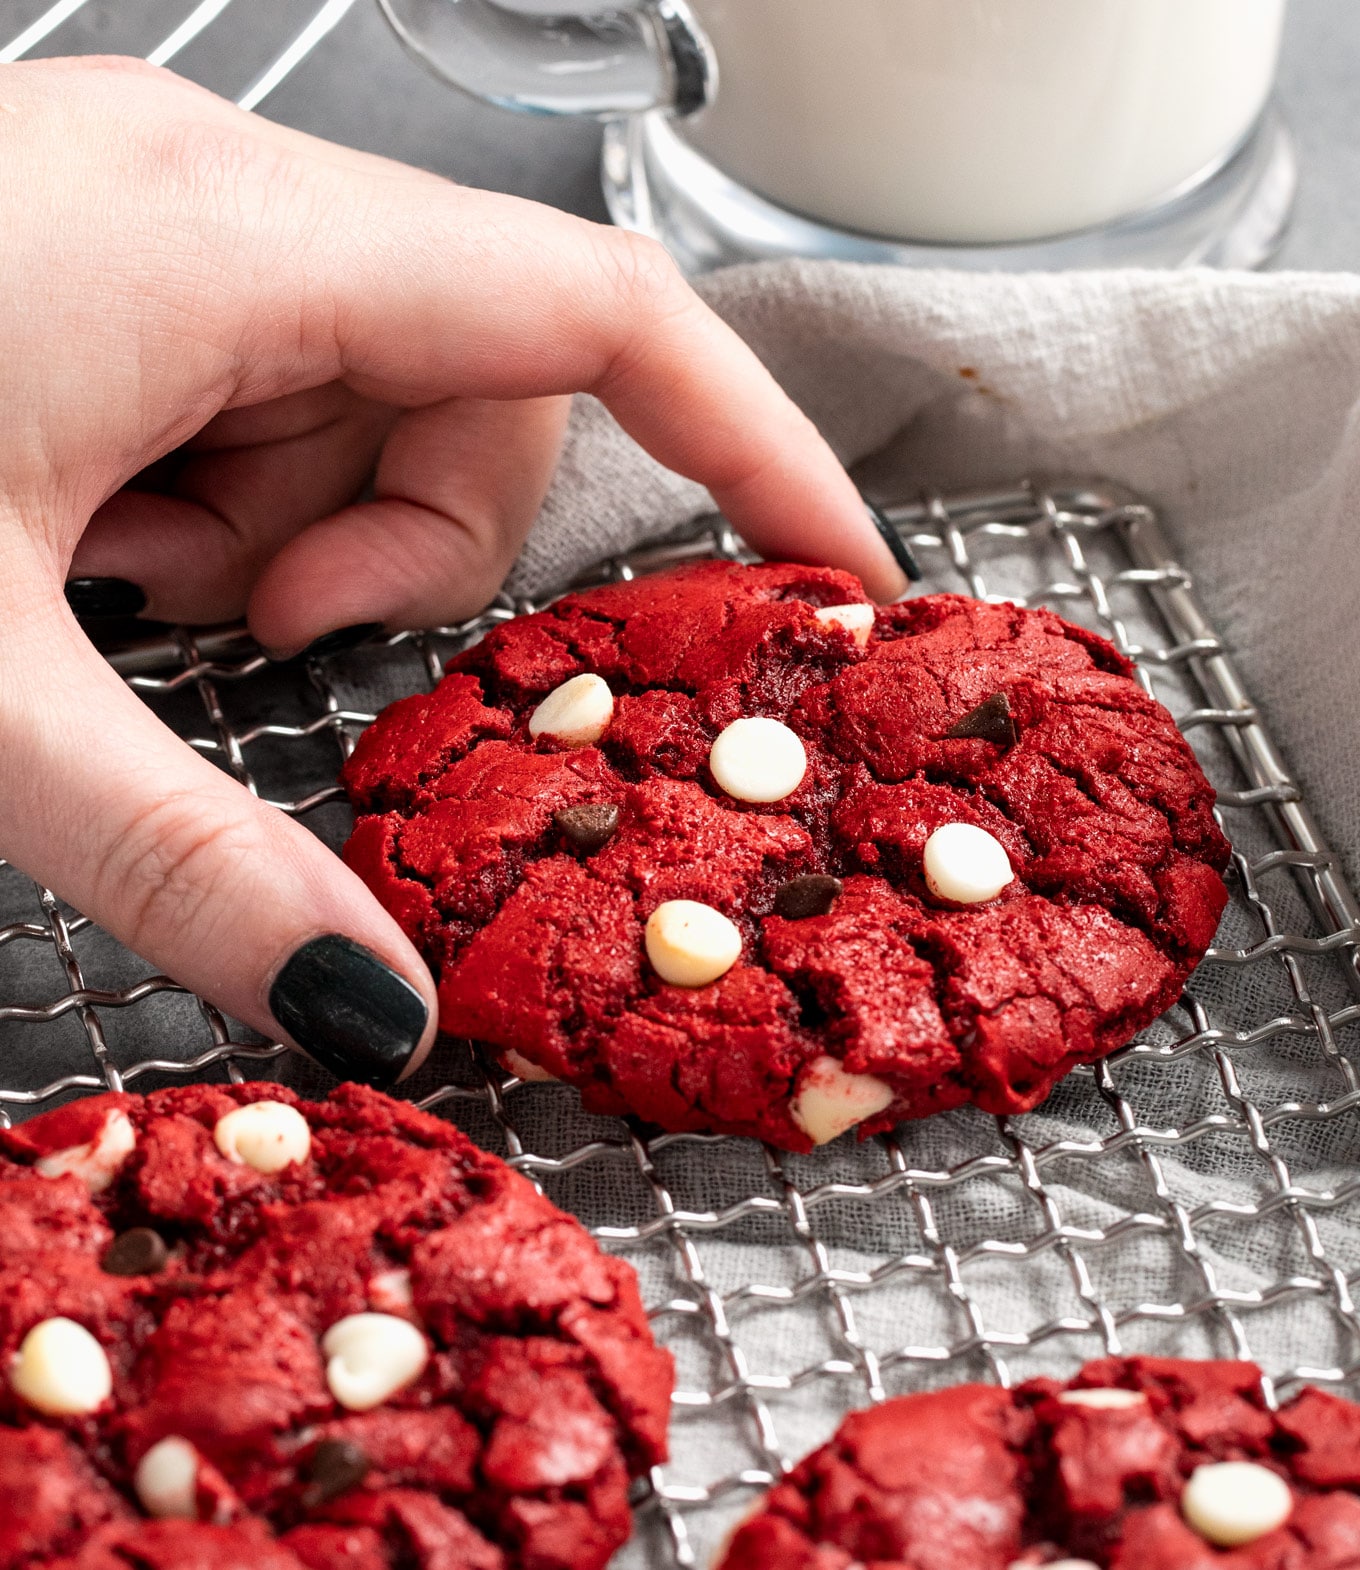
(0, 596, 437, 1086)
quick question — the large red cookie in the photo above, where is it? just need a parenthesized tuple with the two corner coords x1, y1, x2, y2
(342, 562, 1229, 1150)
(717, 1356, 1360, 1569)
(0, 1084, 672, 1570)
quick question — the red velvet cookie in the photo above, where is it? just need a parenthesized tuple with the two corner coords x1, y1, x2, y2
(717, 1356, 1360, 1569)
(0, 1084, 672, 1570)
(342, 562, 1229, 1150)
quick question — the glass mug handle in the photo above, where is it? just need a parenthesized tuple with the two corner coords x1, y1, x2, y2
(376, 0, 716, 118)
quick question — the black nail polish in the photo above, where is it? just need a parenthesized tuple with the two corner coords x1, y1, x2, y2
(65, 577, 147, 619)
(269, 935, 428, 1087)
(865, 502, 923, 583)
(300, 622, 384, 660)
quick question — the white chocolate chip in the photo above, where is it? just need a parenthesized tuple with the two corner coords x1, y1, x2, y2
(1057, 1387, 1148, 1411)
(528, 674, 614, 747)
(11, 1317, 112, 1415)
(322, 1313, 429, 1412)
(923, 822, 1013, 905)
(35, 1109, 136, 1193)
(213, 1101, 311, 1175)
(708, 717, 807, 803)
(1007, 1562, 1101, 1570)
(1181, 1460, 1293, 1547)
(645, 900, 742, 988)
(502, 1049, 558, 1084)
(814, 603, 875, 648)
(134, 1436, 199, 1520)
(790, 1055, 895, 1146)
(369, 1268, 414, 1314)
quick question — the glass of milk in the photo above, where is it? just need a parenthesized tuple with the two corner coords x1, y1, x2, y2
(379, 0, 1294, 273)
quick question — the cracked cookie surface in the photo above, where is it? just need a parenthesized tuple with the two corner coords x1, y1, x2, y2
(0, 1084, 671, 1570)
(342, 562, 1230, 1150)
(716, 1356, 1360, 1569)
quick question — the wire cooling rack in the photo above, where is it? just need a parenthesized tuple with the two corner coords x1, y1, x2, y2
(5, 483, 1360, 1566)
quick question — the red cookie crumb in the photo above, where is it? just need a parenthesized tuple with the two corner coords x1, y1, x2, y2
(342, 562, 1229, 1149)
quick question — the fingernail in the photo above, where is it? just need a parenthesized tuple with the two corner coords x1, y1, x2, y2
(269, 934, 428, 1087)
(297, 623, 384, 661)
(865, 502, 922, 583)
(65, 577, 147, 619)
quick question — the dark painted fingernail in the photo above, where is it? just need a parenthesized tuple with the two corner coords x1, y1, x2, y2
(65, 577, 147, 619)
(289, 622, 384, 662)
(269, 934, 428, 1087)
(865, 502, 922, 583)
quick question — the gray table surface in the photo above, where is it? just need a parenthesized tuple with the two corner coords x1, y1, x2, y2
(33, 0, 1360, 272)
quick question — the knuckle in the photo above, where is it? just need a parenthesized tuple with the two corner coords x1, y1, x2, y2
(590, 230, 702, 395)
(44, 54, 173, 85)
(27, 56, 266, 209)
(597, 228, 688, 313)
(98, 792, 260, 959)
(134, 114, 319, 302)
(95, 55, 171, 81)
(142, 114, 284, 211)
(25, 57, 207, 143)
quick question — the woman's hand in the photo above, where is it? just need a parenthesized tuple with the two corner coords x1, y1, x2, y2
(0, 56, 905, 1084)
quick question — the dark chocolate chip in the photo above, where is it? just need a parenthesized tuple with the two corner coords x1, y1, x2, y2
(943, 692, 1019, 748)
(303, 1438, 370, 1507)
(774, 875, 843, 920)
(554, 803, 620, 854)
(101, 1227, 169, 1277)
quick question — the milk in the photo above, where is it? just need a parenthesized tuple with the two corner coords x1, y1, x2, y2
(676, 0, 1287, 244)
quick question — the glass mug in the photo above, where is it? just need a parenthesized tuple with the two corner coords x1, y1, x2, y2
(379, 0, 1295, 273)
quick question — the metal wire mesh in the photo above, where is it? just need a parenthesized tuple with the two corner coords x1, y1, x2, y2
(4, 483, 1360, 1567)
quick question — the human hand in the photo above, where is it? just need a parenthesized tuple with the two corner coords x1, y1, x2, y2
(0, 56, 907, 1084)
